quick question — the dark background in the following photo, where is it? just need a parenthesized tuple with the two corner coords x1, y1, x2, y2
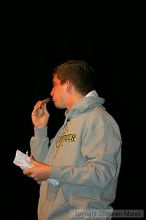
(1, 5, 145, 220)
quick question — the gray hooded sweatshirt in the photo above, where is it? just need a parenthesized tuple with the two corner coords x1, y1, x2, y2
(30, 90, 122, 220)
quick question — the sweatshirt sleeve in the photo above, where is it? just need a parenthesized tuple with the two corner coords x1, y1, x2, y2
(49, 110, 122, 188)
(30, 127, 49, 162)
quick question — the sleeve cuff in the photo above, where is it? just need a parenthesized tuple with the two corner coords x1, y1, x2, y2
(34, 127, 48, 137)
(49, 166, 61, 180)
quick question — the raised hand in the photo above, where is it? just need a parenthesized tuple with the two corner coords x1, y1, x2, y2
(31, 98, 50, 128)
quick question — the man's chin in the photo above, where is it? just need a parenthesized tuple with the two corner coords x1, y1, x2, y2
(54, 102, 64, 109)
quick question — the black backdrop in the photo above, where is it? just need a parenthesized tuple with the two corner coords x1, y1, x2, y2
(1, 7, 145, 220)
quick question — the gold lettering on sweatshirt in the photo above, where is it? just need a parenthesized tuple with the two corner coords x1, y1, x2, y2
(53, 125, 77, 161)
(56, 133, 76, 147)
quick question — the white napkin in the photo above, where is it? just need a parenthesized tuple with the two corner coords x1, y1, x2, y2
(13, 149, 34, 170)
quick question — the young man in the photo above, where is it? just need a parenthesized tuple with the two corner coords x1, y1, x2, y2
(23, 60, 122, 220)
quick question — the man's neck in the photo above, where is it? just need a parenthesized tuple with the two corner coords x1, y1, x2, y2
(66, 93, 84, 110)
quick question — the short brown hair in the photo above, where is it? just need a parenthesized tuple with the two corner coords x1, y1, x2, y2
(53, 60, 96, 95)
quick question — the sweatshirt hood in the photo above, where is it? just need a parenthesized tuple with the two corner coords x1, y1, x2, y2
(65, 90, 105, 120)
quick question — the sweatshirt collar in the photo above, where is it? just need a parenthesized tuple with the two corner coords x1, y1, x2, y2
(65, 90, 105, 120)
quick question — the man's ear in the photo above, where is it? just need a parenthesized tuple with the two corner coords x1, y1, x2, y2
(65, 80, 72, 92)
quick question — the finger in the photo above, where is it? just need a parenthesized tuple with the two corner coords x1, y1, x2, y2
(26, 173, 35, 179)
(33, 101, 43, 111)
(23, 168, 32, 175)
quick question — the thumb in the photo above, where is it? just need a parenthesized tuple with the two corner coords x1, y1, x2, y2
(29, 155, 39, 166)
